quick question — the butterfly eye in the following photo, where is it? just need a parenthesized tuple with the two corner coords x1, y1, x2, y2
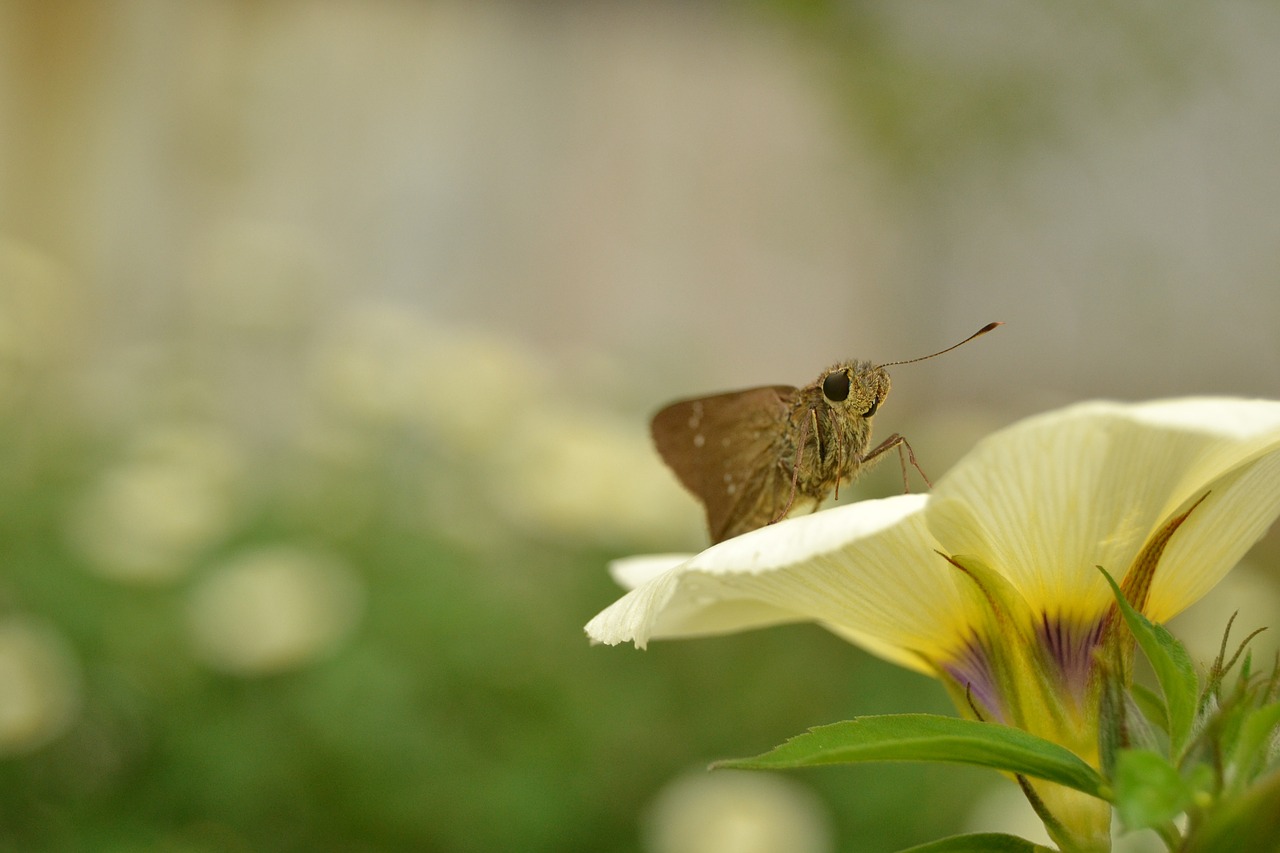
(821, 371, 851, 402)
(862, 398, 879, 417)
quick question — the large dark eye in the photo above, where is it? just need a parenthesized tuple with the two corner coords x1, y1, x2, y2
(822, 371, 851, 402)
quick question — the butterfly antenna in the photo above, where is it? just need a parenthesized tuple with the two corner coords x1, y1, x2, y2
(879, 322, 1003, 369)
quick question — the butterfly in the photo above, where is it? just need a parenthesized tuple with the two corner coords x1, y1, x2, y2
(651, 323, 1001, 543)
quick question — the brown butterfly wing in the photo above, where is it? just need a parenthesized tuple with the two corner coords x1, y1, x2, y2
(651, 385, 798, 543)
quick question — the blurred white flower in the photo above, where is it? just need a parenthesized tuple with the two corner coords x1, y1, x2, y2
(66, 423, 243, 583)
(410, 325, 551, 454)
(312, 304, 548, 451)
(644, 770, 833, 853)
(309, 304, 717, 546)
(491, 405, 703, 547)
(0, 616, 82, 756)
(187, 545, 363, 676)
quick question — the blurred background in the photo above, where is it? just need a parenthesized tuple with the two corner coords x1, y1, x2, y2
(2, 2, 1279, 851)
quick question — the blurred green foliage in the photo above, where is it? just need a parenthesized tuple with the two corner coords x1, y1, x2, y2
(0, 371, 995, 851)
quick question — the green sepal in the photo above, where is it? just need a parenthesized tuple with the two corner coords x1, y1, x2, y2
(1180, 767, 1280, 853)
(1099, 568, 1198, 755)
(1113, 748, 1208, 831)
(1228, 700, 1280, 794)
(896, 832, 1056, 852)
(1096, 650, 1127, 778)
(1128, 682, 1169, 737)
(713, 714, 1110, 799)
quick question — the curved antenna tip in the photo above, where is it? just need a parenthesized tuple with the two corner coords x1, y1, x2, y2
(880, 321, 1003, 369)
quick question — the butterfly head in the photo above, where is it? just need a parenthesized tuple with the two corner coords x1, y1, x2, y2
(819, 361, 890, 419)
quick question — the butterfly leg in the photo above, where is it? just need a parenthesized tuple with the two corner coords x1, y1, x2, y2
(771, 411, 813, 524)
(860, 433, 932, 491)
(832, 414, 844, 502)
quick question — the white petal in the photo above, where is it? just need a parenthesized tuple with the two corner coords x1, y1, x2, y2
(1126, 397, 1280, 442)
(584, 566, 804, 648)
(609, 554, 691, 590)
(928, 398, 1280, 619)
(586, 494, 979, 668)
(1146, 443, 1280, 621)
(679, 493, 928, 575)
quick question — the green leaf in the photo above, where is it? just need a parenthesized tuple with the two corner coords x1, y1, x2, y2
(714, 714, 1109, 799)
(1113, 749, 1196, 830)
(1099, 568, 1198, 754)
(897, 832, 1055, 852)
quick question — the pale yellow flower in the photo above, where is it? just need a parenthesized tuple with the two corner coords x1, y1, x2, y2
(588, 398, 1280, 850)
